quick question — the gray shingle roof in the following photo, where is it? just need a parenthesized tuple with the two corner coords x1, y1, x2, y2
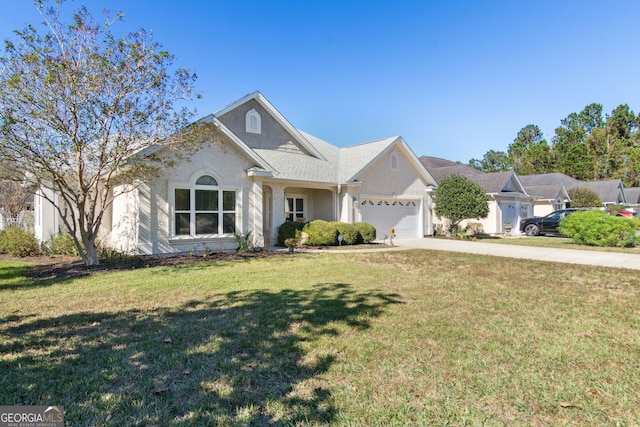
(338, 137, 400, 183)
(472, 172, 517, 193)
(578, 180, 625, 204)
(525, 184, 565, 200)
(418, 156, 522, 194)
(625, 187, 640, 204)
(254, 131, 399, 184)
(519, 173, 625, 204)
(418, 156, 483, 183)
(518, 173, 580, 187)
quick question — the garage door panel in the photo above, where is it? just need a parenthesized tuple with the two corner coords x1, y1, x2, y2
(360, 199, 419, 238)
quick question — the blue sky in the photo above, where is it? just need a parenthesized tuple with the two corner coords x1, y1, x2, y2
(2, 1, 639, 163)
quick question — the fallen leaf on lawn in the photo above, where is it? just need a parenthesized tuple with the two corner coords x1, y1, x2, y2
(585, 390, 599, 398)
(153, 387, 169, 395)
(183, 368, 191, 375)
(558, 402, 580, 409)
(164, 338, 172, 343)
(531, 418, 545, 427)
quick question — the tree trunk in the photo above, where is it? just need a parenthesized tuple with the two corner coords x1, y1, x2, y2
(80, 234, 100, 266)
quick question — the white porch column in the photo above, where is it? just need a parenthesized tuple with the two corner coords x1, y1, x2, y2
(270, 185, 286, 245)
(425, 188, 435, 236)
(250, 178, 264, 247)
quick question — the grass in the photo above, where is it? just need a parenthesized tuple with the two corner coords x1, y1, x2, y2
(1, 251, 639, 426)
(479, 234, 640, 254)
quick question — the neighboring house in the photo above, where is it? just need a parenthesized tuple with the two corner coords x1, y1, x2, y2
(520, 183, 571, 217)
(624, 187, 640, 211)
(53, 91, 440, 255)
(32, 187, 62, 242)
(519, 173, 627, 210)
(419, 157, 531, 235)
(580, 179, 627, 206)
(517, 173, 573, 217)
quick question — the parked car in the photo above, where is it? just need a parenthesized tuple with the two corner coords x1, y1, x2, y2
(606, 210, 638, 218)
(519, 209, 581, 236)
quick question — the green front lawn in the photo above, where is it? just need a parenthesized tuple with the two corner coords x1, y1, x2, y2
(480, 234, 640, 254)
(1, 251, 639, 426)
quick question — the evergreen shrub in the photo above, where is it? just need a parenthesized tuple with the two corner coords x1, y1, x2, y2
(302, 220, 339, 246)
(353, 222, 376, 243)
(559, 210, 638, 247)
(45, 232, 79, 256)
(0, 226, 41, 257)
(277, 221, 306, 246)
(332, 222, 359, 245)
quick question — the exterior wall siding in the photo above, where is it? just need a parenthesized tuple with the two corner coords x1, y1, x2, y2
(109, 185, 139, 253)
(350, 148, 431, 237)
(356, 149, 426, 198)
(128, 139, 259, 255)
(217, 99, 307, 154)
(33, 188, 59, 243)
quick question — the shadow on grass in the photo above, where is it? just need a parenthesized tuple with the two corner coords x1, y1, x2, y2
(0, 283, 402, 426)
(0, 264, 32, 287)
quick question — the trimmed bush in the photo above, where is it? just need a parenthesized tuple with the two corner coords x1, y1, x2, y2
(0, 226, 41, 257)
(278, 220, 377, 246)
(567, 187, 602, 208)
(277, 221, 306, 246)
(302, 220, 339, 246)
(45, 232, 80, 256)
(353, 222, 376, 243)
(331, 222, 358, 245)
(559, 210, 638, 247)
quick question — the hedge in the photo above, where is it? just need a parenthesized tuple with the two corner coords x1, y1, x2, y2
(352, 222, 376, 243)
(0, 226, 41, 257)
(559, 210, 638, 247)
(302, 220, 339, 246)
(333, 222, 359, 245)
(277, 221, 306, 246)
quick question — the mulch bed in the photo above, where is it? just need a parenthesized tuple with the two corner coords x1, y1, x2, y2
(1, 250, 287, 281)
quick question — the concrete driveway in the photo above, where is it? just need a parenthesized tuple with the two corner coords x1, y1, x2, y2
(396, 237, 640, 271)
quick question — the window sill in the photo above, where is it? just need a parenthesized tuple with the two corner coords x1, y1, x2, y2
(168, 235, 235, 244)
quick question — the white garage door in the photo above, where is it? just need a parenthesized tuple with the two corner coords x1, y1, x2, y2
(360, 199, 420, 239)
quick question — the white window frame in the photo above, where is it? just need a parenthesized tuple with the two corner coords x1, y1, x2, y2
(169, 174, 239, 238)
(285, 195, 306, 222)
(246, 108, 261, 134)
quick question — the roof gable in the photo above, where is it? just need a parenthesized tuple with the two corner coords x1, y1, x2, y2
(340, 137, 437, 186)
(625, 187, 640, 204)
(214, 91, 326, 161)
(467, 171, 526, 194)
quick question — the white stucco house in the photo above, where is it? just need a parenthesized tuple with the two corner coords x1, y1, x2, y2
(419, 156, 532, 235)
(34, 91, 437, 254)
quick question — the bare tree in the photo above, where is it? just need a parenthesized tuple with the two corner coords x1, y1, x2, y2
(0, 163, 34, 226)
(0, 1, 203, 265)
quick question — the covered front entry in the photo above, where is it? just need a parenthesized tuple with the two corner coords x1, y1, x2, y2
(360, 198, 421, 238)
(499, 201, 519, 235)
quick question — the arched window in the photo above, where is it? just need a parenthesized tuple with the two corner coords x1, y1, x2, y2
(246, 109, 261, 134)
(172, 175, 236, 236)
(195, 175, 218, 186)
(390, 152, 398, 171)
